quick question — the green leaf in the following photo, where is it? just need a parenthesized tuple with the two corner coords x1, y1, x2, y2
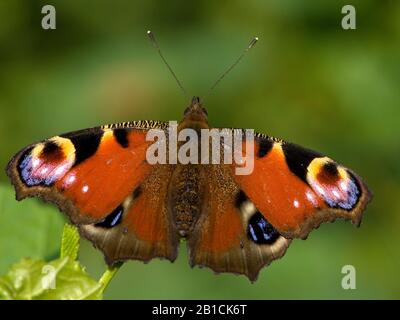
(60, 224, 80, 260)
(0, 184, 65, 274)
(0, 257, 103, 300)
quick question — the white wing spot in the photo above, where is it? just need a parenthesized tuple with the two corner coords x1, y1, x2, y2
(67, 175, 76, 185)
(340, 181, 348, 192)
(306, 190, 318, 207)
(332, 190, 340, 199)
(315, 184, 325, 196)
(32, 158, 40, 168)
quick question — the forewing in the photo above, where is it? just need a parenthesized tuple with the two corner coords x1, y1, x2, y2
(7, 121, 179, 263)
(231, 131, 372, 239)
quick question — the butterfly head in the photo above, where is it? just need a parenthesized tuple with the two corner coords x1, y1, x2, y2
(183, 96, 208, 123)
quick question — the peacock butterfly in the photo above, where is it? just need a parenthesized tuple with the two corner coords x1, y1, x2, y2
(5, 35, 372, 282)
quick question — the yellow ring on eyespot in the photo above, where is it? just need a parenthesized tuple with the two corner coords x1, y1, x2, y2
(49, 136, 76, 163)
(336, 166, 348, 180)
(307, 157, 348, 181)
(307, 157, 329, 179)
(31, 143, 45, 158)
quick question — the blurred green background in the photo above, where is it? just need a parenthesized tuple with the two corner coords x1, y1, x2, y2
(0, 0, 399, 299)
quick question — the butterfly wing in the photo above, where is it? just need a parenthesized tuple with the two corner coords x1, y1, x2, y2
(80, 164, 179, 263)
(7, 121, 179, 262)
(188, 129, 371, 281)
(188, 164, 291, 281)
(231, 131, 372, 239)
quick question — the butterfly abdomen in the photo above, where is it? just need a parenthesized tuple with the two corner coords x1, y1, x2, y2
(169, 165, 206, 237)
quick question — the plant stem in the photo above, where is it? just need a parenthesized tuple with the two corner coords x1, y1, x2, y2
(98, 262, 123, 293)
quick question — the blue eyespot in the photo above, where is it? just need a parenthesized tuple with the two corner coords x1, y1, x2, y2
(247, 212, 279, 245)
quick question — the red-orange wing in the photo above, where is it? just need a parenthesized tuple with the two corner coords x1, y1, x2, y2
(232, 131, 372, 239)
(7, 121, 179, 262)
(80, 164, 179, 263)
(188, 164, 291, 281)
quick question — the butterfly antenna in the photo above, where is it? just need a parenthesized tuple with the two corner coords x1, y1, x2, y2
(147, 30, 187, 98)
(210, 36, 258, 91)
